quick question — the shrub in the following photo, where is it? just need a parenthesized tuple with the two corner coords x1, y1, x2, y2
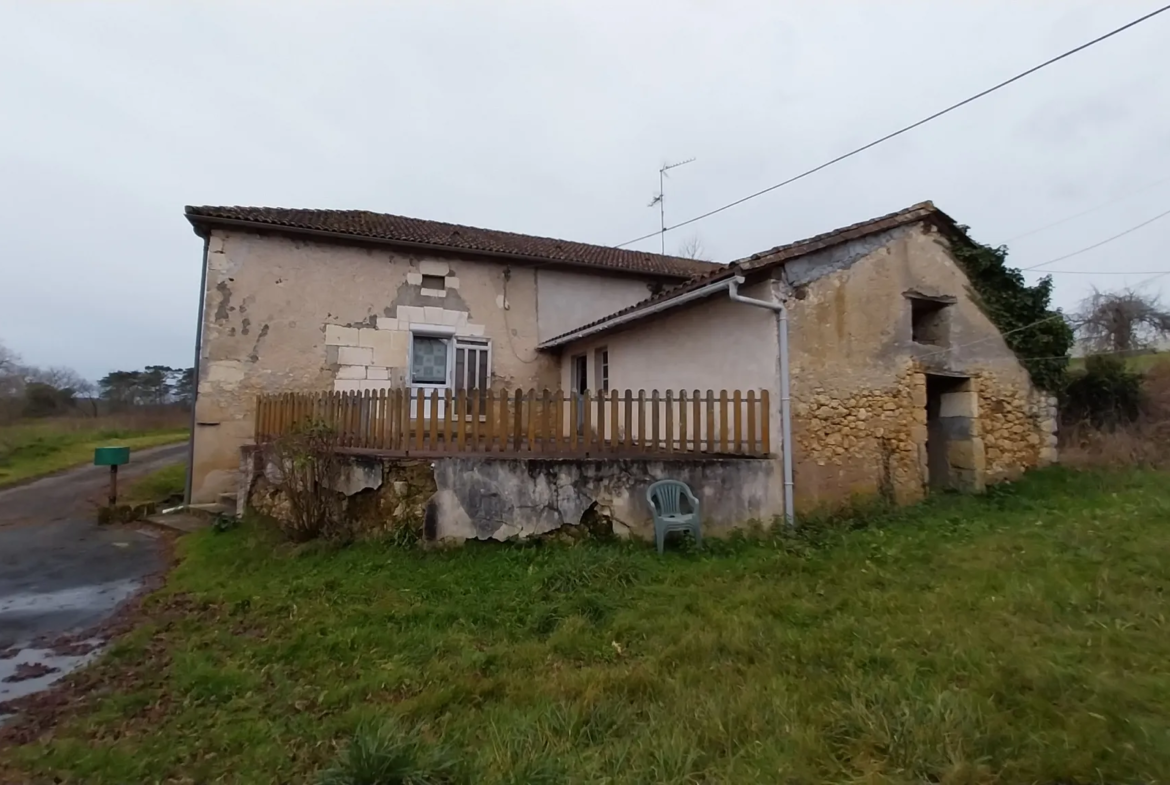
(1061, 354, 1143, 430)
(268, 420, 349, 542)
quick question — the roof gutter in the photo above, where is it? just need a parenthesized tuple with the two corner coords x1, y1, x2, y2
(185, 214, 706, 281)
(537, 273, 738, 349)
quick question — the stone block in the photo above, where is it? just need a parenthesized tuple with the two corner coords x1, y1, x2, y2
(337, 346, 374, 365)
(441, 309, 467, 326)
(206, 360, 245, 384)
(446, 276, 460, 290)
(947, 438, 985, 472)
(940, 391, 978, 418)
(359, 380, 392, 392)
(406, 271, 423, 285)
(325, 324, 361, 347)
(333, 380, 362, 393)
(370, 331, 409, 368)
(423, 306, 446, 325)
(367, 366, 389, 380)
(398, 305, 425, 324)
(419, 259, 450, 276)
(421, 288, 446, 298)
(336, 365, 367, 380)
(377, 317, 399, 331)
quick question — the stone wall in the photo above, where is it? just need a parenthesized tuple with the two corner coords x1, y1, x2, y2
(248, 452, 437, 539)
(794, 369, 927, 506)
(243, 451, 781, 542)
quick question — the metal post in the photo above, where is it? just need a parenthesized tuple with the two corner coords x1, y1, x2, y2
(109, 465, 118, 508)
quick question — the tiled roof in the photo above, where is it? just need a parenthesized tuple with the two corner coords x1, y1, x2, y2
(538, 201, 955, 348)
(185, 206, 720, 279)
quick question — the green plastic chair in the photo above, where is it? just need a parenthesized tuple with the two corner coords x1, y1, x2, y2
(646, 479, 702, 554)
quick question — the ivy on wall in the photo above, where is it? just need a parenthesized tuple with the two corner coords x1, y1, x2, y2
(949, 225, 1074, 393)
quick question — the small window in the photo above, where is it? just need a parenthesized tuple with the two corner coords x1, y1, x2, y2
(411, 335, 449, 384)
(911, 298, 950, 346)
(420, 274, 446, 291)
(595, 347, 609, 392)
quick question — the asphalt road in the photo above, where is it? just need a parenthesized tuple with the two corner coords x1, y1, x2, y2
(0, 443, 186, 707)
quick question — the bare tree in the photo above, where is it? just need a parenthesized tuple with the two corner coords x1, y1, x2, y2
(1076, 287, 1170, 355)
(676, 234, 708, 260)
(0, 340, 24, 405)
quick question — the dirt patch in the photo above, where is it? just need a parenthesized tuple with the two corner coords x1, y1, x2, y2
(3, 662, 59, 683)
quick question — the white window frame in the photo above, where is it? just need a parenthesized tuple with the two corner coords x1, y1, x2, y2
(407, 325, 491, 400)
(594, 346, 609, 393)
(408, 325, 457, 390)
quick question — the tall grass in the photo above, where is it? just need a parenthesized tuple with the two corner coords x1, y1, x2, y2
(0, 410, 189, 486)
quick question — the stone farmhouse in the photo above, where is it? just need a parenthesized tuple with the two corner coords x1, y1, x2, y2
(185, 201, 1057, 539)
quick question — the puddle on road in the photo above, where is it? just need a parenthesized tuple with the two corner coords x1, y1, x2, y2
(0, 579, 140, 618)
(0, 641, 104, 727)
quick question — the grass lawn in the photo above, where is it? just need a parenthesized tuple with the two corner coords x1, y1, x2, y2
(120, 462, 188, 508)
(5, 467, 1170, 784)
(0, 417, 189, 487)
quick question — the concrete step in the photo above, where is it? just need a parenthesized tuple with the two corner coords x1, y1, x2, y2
(145, 512, 210, 533)
(187, 502, 235, 519)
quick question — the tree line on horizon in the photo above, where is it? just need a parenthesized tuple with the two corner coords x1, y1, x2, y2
(0, 338, 193, 421)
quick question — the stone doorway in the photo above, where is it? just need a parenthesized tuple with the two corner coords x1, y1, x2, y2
(924, 374, 984, 492)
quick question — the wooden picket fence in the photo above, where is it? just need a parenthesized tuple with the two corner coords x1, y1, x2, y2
(254, 388, 770, 458)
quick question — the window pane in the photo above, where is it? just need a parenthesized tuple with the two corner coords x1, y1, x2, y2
(477, 349, 489, 390)
(454, 347, 466, 390)
(411, 336, 448, 384)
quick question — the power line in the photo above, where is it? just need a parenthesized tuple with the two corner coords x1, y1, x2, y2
(1003, 173, 1170, 242)
(1021, 207, 1170, 272)
(616, 4, 1170, 250)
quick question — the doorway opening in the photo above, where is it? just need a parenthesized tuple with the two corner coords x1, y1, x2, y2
(925, 374, 979, 492)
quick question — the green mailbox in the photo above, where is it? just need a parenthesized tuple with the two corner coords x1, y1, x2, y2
(94, 446, 131, 509)
(93, 446, 130, 467)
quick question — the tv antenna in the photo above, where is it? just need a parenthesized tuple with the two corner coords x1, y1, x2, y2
(648, 157, 696, 255)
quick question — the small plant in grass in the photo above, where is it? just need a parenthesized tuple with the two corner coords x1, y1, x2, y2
(268, 420, 349, 542)
(316, 722, 463, 785)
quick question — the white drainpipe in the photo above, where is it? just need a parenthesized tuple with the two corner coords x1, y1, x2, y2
(728, 274, 795, 526)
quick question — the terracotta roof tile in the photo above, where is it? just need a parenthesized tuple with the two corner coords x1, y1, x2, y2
(185, 206, 720, 279)
(538, 200, 955, 348)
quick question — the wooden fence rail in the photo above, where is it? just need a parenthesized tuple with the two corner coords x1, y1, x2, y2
(254, 388, 770, 458)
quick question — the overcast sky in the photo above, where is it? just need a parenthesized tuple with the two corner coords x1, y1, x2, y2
(1, 2, 1168, 380)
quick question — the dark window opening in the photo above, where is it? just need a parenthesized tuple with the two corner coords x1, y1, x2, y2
(421, 274, 446, 290)
(911, 298, 950, 346)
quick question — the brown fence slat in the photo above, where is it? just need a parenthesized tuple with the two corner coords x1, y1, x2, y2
(622, 390, 632, 450)
(732, 390, 742, 454)
(637, 390, 646, 452)
(760, 389, 771, 455)
(718, 390, 729, 454)
(582, 391, 592, 453)
(705, 390, 715, 454)
(677, 390, 687, 454)
(541, 389, 551, 453)
(484, 390, 495, 452)
(650, 390, 660, 453)
(746, 390, 756, 456)
(665, 390, 674, 454)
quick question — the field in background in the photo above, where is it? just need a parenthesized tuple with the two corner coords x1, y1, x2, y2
(1069, 350, 1169, 372)
(5, 467, 1169, 784)
(0, 411, 189, 487)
